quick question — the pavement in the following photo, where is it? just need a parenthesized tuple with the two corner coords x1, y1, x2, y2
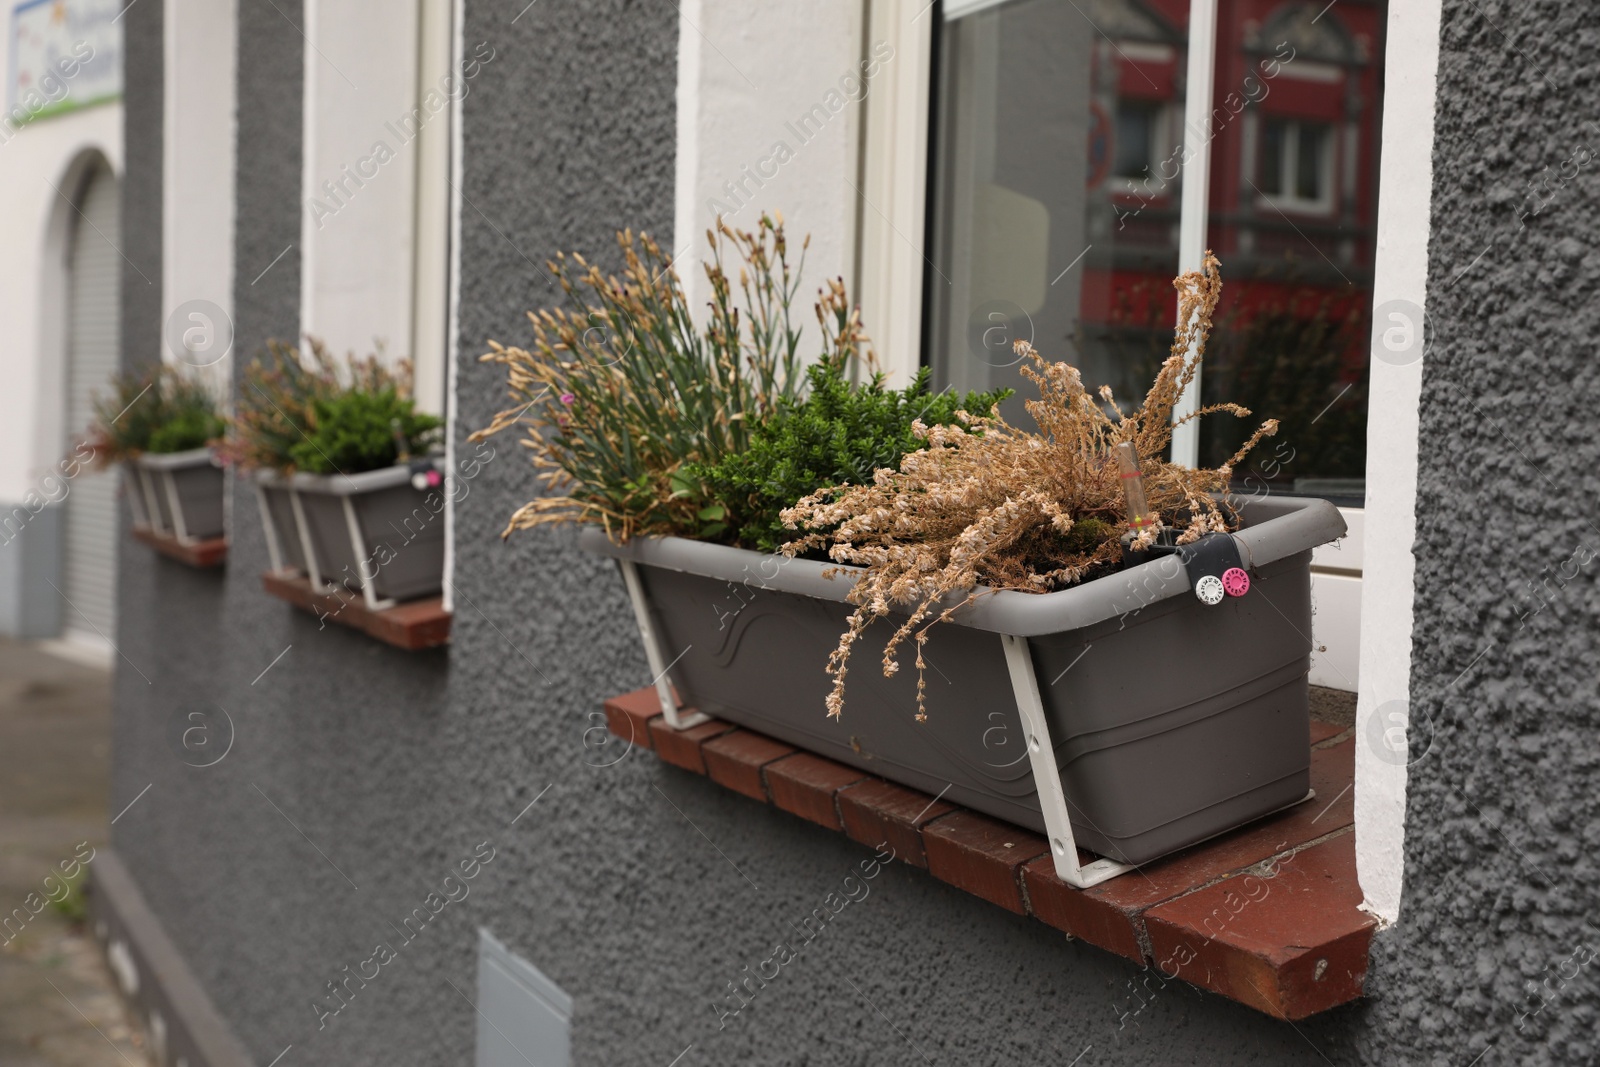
(0, 639, 149, 1066)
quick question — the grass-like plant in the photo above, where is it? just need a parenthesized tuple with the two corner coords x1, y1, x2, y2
(88, 363, 224, 464)
(781, 253, 1278, 721)
(474, 217, 835, 542)
(231, 339, 441, 475)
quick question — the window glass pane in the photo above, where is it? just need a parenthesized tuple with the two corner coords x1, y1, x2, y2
(1260, 117, 1286, 195)
(925, 0, 1191, 420)
(1295, 122, 1328, 201)
(1199, 3, 1386, 506)
(1114, 102, 1156, 179)
(924, 0, 1385, 507)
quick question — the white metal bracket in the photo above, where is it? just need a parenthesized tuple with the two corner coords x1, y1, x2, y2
(255, 484, 286, 573)
(340, 495, 395, 612)
(138, 468, 166, 535)
(288, 488, 334, 595)
(1000, 633, 1137, 889)
(619, 559, 707, 731)
(160, 470, 193, 544)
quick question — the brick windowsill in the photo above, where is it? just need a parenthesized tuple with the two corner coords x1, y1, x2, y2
(606, 687, 1373, 1021)
(261, 571, 451, 650)
(131, 526, 227, 568)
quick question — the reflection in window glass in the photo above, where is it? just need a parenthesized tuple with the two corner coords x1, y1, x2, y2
(1114, 101, 1158, 180)
(925, 0, 1387, 506)
(1201, 2, 1386, 505)
(1295, 122, 1329, 201)
(1261, 118, 1287, 195)
(925, 0, 1188, 422)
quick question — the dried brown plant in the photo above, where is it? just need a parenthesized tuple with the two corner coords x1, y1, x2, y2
(779, 253, 1277, 721)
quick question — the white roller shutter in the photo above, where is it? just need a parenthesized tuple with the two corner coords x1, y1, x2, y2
(61, 165, 121, 643)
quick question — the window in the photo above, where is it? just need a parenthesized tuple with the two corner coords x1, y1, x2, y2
(1113, 100, 1161, 181)
(1258, 118, 1333, 211)
(861, 0, 1387, 690)
(919, 0, 1385, 510)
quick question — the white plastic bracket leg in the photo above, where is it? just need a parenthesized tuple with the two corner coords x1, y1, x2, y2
(1001, 633, 1136, 889)
(139, 468, 166, 534)
(288, 488, 333, 595)
(124, 465, 150, 528)
(161, 471, 193, 544)
(341, 496, 395, 612)
(255, 485, 286, 573)
(619, 559, 707, 730)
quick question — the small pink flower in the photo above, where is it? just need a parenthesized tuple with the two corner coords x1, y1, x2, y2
(559, 392, 575, 406)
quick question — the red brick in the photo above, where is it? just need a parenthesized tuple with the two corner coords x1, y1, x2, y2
(1021, 855, 1145, 962)
(837, 779, 956, 868)
(924, 811, 1048, 914)
(1143, 833, 1375, 1020)
(261, 571, 451, 650)
(702, 731, 797, 802)
(646, 715, 734, 774)
(763, 754, 869, 830)
(603, 688, 665, 751)
(133, 527, 227, 568)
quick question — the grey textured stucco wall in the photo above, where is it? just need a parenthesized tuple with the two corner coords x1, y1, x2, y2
(1364, 2, 1600, 1065)
(107, 0, 1600, 1064)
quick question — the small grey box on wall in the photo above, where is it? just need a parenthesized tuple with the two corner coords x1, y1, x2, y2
(477, 928, 571, 1067)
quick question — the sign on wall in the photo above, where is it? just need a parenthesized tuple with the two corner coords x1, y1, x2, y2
(6, 0, 122, 125)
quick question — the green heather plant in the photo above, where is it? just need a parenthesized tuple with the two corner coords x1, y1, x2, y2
(688, 358, 1011, 552)
(475, 216, 842, 541)
(89, 363, 224, 464)
(231, 339, 441, 475)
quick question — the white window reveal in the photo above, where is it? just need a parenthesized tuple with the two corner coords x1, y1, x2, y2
(1257, 117, 1335, 214)
(299, 0, 459, 414)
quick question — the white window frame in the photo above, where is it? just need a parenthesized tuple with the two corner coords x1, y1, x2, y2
(1255, 116, 1337, 215)
(855, 0, 1441, 924)
(1110, 98, 1171, 195)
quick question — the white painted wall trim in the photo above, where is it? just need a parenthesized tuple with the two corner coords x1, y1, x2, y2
(298, 0, 425, 370)
(673, 1, 865, 332)
(441, 0, 465, 616)
(27, 142, 122, 493)
(162, 0, 237, 389)
(671, 0, 704, 274)
(855, 0, 931, 386)
(1354, 0, 1443, 926)
(411, 0, 454, 416)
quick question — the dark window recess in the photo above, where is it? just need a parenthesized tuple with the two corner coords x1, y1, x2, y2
(1114, 101, 1158, 179)
(1260, 119, 1332, 203)
(1260, 117, 1286, 195)
(1296, 122, 1329, 201)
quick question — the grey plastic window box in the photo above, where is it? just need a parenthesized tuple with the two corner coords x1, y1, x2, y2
(125, 449, 225, 543)
(581, 495, 1345, 880)
(253, 465, 445, 609)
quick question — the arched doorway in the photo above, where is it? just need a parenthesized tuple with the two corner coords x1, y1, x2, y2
(59, 160, 121, 643)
